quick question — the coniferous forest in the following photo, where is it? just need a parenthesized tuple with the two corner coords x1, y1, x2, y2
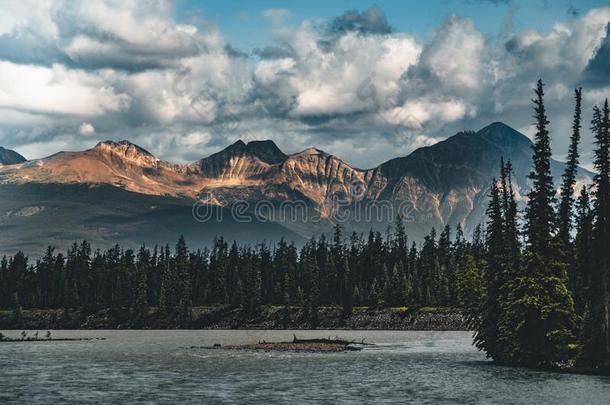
(0, 219, 482, 325)
(1, 80, 609, 372)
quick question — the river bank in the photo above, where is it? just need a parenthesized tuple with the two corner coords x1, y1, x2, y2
(0, 305, 468, 330)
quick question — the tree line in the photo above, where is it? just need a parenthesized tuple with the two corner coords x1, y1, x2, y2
(471, 81, 610, 372)
(0, 218, 485, 323)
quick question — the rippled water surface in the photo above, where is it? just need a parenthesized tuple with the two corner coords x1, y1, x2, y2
(1, 329, 609, 404)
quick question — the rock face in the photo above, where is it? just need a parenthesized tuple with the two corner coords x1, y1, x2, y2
(0, 123, 594, 242)
(0, 147, 26, 165)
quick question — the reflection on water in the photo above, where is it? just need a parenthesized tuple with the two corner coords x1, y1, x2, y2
(1, 330, 609, 404)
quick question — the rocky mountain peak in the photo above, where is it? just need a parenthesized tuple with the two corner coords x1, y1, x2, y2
(0, 147, 26, 165)
(295, 147, 326, 156)
(245, 140, 287, 164)
(93, 140, 158, 166)
(476, 122, 532, 148)
(213, 139, 287, 164)
(223, 139, 247, 153)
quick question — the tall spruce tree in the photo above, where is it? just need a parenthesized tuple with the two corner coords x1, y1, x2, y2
(525, 80, 557, 252)
(438, 225, 453, 305)
(134, 245, 150, 323)
(582, 101, 610, 368)
(558, 87, 582, 246)
(474, 179, 505, 360)
(573, 186, 593, 317)
(158, 245, 174, 314)
(502, 160, 521, 273)
(175, 236, 191, 325)
(503, 80, 576, 366)
(471, 224, 485, 269)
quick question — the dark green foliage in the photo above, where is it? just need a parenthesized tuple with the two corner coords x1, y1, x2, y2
(134, 245, 150, 322)
(503, 254, 576, 366)
(0, 217, 482, 316)
(474, 80, 579, 368)
(581, 100, 610, 369)
(158, 245, 175, 314)
(558, 88, 582, 246)
(508, 80, 575, 366)
(525, 80, 557, 253)
(239, 247, 261, 314)
(175, 236, 191, 324)
(572, 186, 592, 317)
(502, 161, 521, 273)
(457, 254, 483, 312)
(474, 179, 505, 359)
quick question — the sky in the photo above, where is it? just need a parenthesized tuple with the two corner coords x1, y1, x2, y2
(0, 0, 609, 169)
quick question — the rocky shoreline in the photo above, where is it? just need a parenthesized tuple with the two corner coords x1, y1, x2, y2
(0, 306, 468, 331)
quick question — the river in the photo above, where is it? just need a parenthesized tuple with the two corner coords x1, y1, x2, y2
(1, 330, 609, 403)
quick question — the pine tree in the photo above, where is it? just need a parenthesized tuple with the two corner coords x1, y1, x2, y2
(122, 249, 137, 308)
(502, 160, 521, 273)
(474, 179, 505, 360)
(226, 241, 240, 305)
(259, 242, 274, 305)
(558, 88, 582, 246)
(525, 80, 557, 253)
(407, 241, 419, 303)
(393, 214, 408, 264)
(572, 186, 592, 317)
(341, 255, 353, 317)
(208, 237, 228, 304)
(158, 245, 174, 314)
(582, 100, 610, 368)
(438, 225, 453, 305)
(0, 256, 9, 309)
(457, 254, 483, 311)
(368, 277, 383, 307)
(37, 247, 55, 308)
(471, 224, 485, 268)
(502, 80, 576, 367)
(76, 241, 92, 308)
(301, 241, 319, 327)
(420, 229, 441, 305)
(384, 264, 405, 306)
(240, 248, 262, 314)
(64, 243, 79, 309)
(175, 236, 191, 325)
(332, 224, 346, 310)
(134, 245, 150, 323)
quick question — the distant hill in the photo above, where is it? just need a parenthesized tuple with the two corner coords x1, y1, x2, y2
(0, 147, 26, 165)
(0, 183, 306, 257)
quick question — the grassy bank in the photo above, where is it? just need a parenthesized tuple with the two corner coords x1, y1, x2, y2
(0, 306, 468, 330)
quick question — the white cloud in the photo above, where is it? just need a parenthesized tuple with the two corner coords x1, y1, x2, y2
(78, 122, 95, 135)
(254, 58, 295, 85)
(0, 0, 58, 37)
(381, 100, 475, 129)
(412, 16, 486, 91)
(62, 1, 201, 68)
(252, 26, 421, 118)
(0, 3, 609, 169)
(0, 61, 130, 116)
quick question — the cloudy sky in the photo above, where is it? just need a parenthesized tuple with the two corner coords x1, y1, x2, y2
(0, 0, 609, 169)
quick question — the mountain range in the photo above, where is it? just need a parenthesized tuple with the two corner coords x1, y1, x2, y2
(0, 122, 593, 256)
